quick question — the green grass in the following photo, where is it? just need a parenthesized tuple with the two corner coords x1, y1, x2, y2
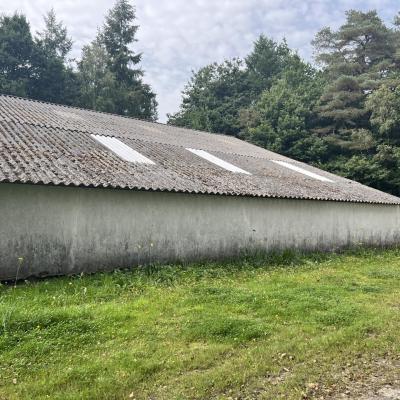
(0, 249, 400, 399)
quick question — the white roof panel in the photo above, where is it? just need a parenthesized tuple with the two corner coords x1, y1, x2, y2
(272, 160, 334, 182)
(91, 135, 155, 164)
(187, 148, 251, 175)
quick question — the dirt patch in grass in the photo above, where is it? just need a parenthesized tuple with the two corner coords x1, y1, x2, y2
(218, 356, 400, 400)
(307, 356, 400, 400)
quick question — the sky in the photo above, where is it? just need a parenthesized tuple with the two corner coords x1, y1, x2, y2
(2, 0, 399, 121)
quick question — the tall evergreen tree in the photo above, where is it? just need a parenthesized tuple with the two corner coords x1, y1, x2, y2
(102, 0, 141, 83)
(36, 8, 72, 60)
(79, 0, 157, 120)
(313, 10, 397, 148)
(29, 9, 79, 105)
(0, 13, 34, 97)
(78, 0, 157, 120)
(311, 10, 400, 194)
(245, 35, 291, 96)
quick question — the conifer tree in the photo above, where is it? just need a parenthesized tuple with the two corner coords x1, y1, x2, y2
(31, 9, 79, 105)
(0, 14, 34, 96)
(36, 8, 72, 60)
(313, 10, 397, 149)
(79, 0, 157, 120)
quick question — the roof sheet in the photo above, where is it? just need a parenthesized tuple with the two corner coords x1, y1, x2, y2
(0, 95, 399, 205)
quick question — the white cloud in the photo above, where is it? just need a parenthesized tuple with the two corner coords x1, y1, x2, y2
(1, 0, 399, 121)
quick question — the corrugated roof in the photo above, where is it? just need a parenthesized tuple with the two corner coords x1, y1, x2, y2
(0, 94, 399, 205)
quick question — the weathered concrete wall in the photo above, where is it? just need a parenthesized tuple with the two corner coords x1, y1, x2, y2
(1, 182, 399, 280)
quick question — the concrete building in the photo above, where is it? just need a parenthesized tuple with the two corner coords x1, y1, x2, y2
(0, 95, 399, 280)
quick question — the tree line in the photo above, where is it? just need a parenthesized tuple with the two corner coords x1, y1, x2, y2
(0, 0, 157, 120)
(169, 11, 400, 196)
(1, 5, 400, 195)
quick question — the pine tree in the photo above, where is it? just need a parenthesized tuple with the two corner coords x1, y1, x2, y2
(313, 10, 397, 149)
(102, 0, 141, 83)
(312, 10, 400, 195)
(99, 0, 157, 120)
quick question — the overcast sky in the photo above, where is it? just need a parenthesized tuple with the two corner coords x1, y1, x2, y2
(2, 0, 399, 121)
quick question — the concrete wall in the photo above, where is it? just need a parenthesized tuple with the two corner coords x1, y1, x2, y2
(1, 182, 399, 280)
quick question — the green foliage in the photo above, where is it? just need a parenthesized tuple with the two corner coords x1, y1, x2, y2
(0, 14, 34, 97)
(0, 1, 157, 119)
(168, 59, 249, 134)
(30, 10, 79, 105)
(78, 36, 119, 112)
(245, 35, 292, 96)
(102, 0, 141, 83)
(168, 36, 295, 135)
(0, 11, 79, 105)
(366, 84, 400, 144)
(241, 57, 327, 163)
(78, 0, 157, 120)
(312, 10, 397, 143)
(36, 9, 72, 60)
(0, 249, 400, 399)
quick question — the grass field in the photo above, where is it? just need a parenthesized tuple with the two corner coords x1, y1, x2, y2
(0, 249, 399, 399)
